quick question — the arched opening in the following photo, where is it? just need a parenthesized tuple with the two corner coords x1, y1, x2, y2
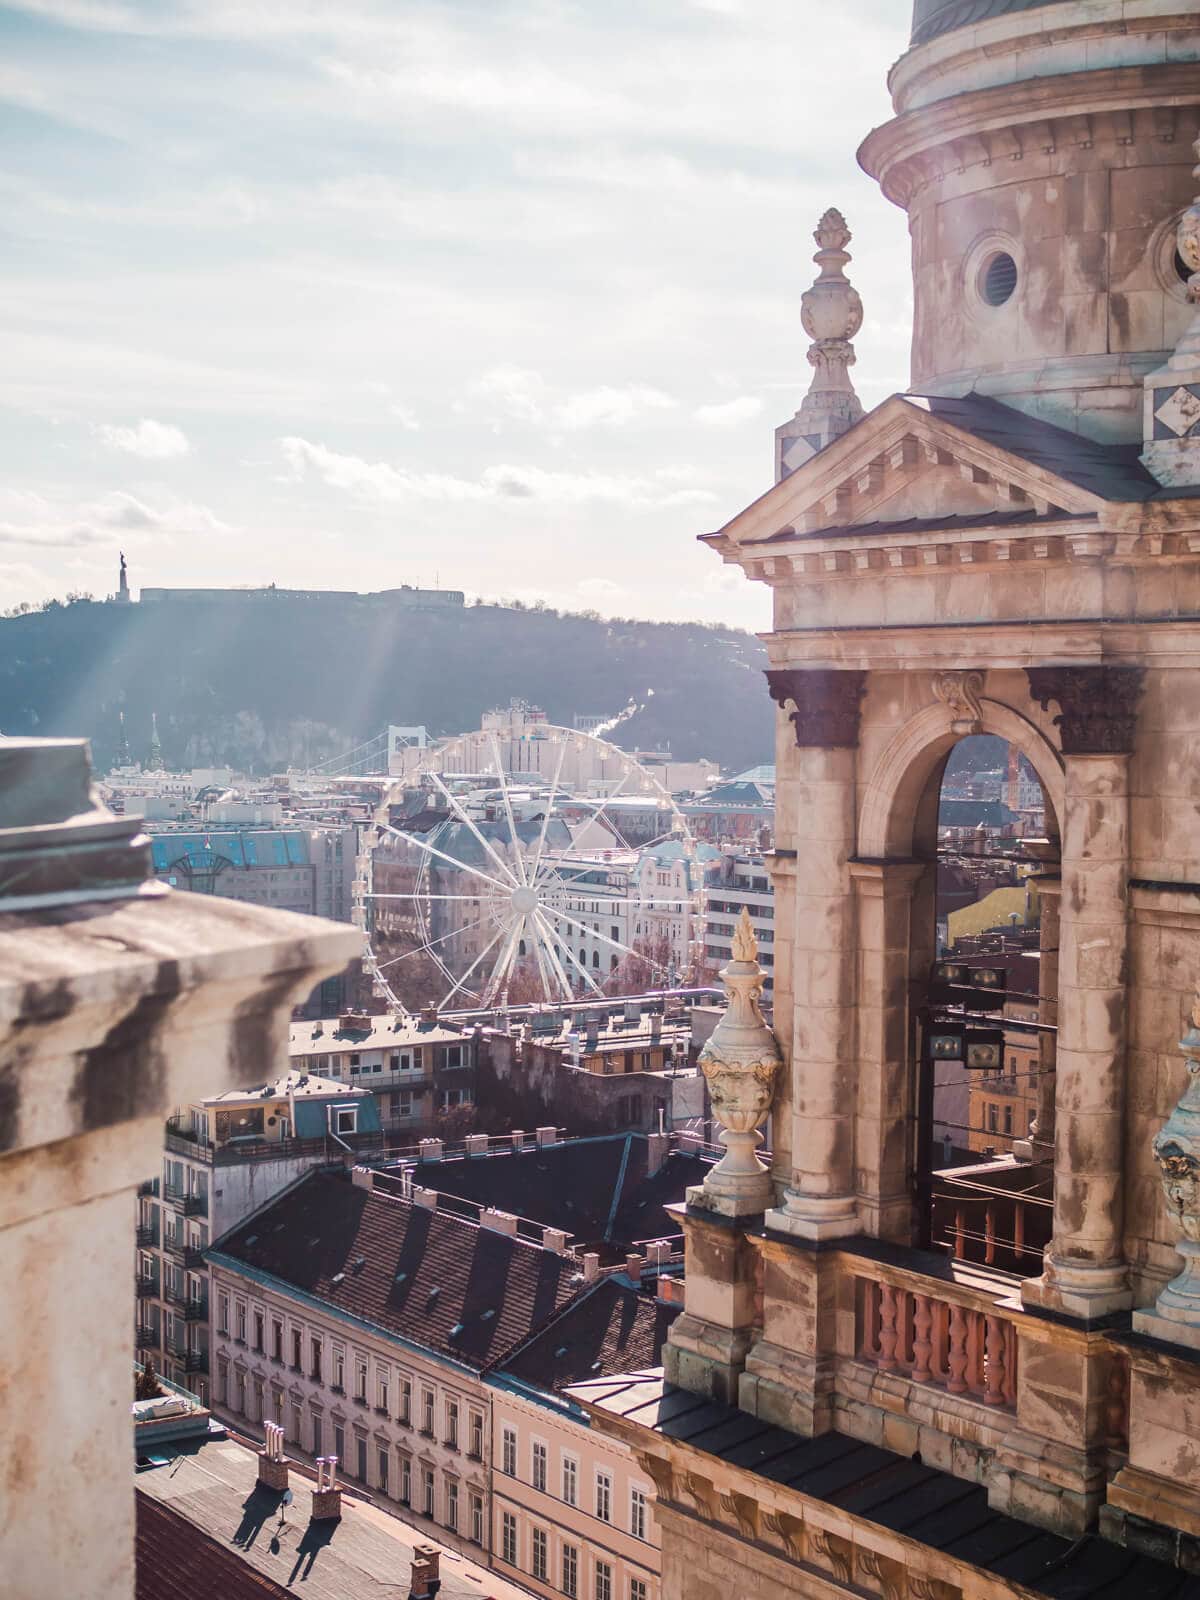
(915, 733, 1057, 1277)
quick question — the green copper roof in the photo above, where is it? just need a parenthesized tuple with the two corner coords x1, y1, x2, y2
(911, 0, 1074, 46)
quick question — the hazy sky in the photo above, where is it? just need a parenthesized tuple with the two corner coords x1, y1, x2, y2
(0, 0, 912, 630)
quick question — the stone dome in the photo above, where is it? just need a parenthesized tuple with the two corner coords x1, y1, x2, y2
(910, 0, 1073, 47)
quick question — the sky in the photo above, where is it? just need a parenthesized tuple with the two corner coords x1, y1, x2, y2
(0, 0, 913, 631)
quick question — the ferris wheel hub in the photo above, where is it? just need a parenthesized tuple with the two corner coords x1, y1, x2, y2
(510, 885, 539, 915)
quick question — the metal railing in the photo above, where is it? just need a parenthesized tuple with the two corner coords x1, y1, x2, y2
(136, 1275, 160, 1299)
(161, 1237, 206, 1271)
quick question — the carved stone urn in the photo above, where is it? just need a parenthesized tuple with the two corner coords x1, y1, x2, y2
(1135, 996, 1200, 1349)
(691, 907, 783, 1216)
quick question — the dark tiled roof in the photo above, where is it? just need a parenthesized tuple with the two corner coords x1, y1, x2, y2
(211, 1169, 581, 1368)
(909, 392, 1162, 503)
(137, 1493, 286, 1600)
(569, 1373, 1200, 1600)
(502, 1280, 681, 1395)
(387, 1135, 710, 1253)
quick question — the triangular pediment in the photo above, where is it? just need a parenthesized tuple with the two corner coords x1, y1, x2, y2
(708, 394, 1113, 553)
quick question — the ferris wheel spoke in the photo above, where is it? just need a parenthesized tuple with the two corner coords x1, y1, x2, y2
(375, 916, 486, 972)
(363, 892, 494, 902)
(531, 911, 580, 1002)
(530, 735, 568, 881)
(440, 924, 508, 1010)
(542, 915, 606, 997)
(528, 915, 556, 1001)
(487, 733, 529, 886)
(541, 904, 670, 974)
(553, 768, 636, 858)
(482, 916, 524, 1006)
(380, 823, 513, 895)
(424, 766, 520, 889)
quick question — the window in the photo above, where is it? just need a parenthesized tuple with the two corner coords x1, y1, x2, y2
(562, 1454, 578, 1506)
(446, 1398, 459, 1448)
(377, 1447, 389, 1494)
(356, 1436, 367, 1482)
(987, 1104, 998, 1134)
(595, 1559, 613, 1600)
(292, 1329, 302, 1369)
(377, 1369, 390, 1413)
(422, 1388, 435, 1435)
(501, 1511, 517, 1567)
(399, 1375, 412, 1424)
(400, 1456, 411, 1505)
(469, 1410, 484, 1459)
(253, 1311, 264, 1352)
(562, 1544, 579, 1598)
(423, 1467, 435, 1518)
(532, 1439, 547, 1492)
(595, 1470, 612, 1523)
(271, 1318, 283, 1361)
(444, 1044, 464, 1069)
(334, 1350, 345, 1392)
(310, 1337, 322, 1382)
(311, 1415, 322, 1457)
(356, 1359, 368, 1402)
(1004, 1104, 1014, 1136)
(470, 1491, 484, 1544)
(291, 1402, 302, 1443)
(501, 1425, 517, 1476)
(630, 1581, 648, 1600)
(630, 1485, 648, 1540)
(235, 1302, 246, 1343)
(532, 1527, 548, 1582)
(446, 1477, 459, 1531)
(217, 1292, 229, 1335)
(335, 1106, 357, 1134)
(334, 1424, 345, 1468)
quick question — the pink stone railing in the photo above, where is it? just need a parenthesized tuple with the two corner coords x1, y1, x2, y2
(856, 1278, 1017, 1411)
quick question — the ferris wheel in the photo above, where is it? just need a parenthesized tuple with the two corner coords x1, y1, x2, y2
(354, 722, 703, 1015)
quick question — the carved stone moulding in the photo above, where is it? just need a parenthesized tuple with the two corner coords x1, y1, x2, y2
(931, 668, 984, 735)
(765, 668, 867, 749)
(1025, 664, 1146, 756)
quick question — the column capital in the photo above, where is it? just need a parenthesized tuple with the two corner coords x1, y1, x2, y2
(1025, 665, 1146, 756)
(765, 668, 867, 749)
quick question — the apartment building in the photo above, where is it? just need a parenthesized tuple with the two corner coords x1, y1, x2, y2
(135, 1071, 381, 1397)
(207, 1166, 584, 1559)
(700, 851, 775, 998)
(490, 1279, 679, 1600)
(287, 1009, 478, 1136)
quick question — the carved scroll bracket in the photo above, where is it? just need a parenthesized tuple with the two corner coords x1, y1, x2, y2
(931, 669, 985, 736)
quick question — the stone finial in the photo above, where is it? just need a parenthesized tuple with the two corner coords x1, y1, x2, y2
(1142, 135, 1200, 486)
(690, 904, 782, 1217)
(1133, 998, 1200, 1350)
(775, 207, 865, 481)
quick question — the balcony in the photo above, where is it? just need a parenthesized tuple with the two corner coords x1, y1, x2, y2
(135, 1223, 159, 1248)
(135, 1325, 159, 1353)
(136, 1275, 160, 1300)
(163, 1284, 208, 1321)
(138, 1178, 160, 1197)
(164, 1336, 208, 1373)
(162, 1183, 207, 1218)
(161, 1236, 206, 1271)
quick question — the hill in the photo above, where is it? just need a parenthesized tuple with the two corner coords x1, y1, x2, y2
(0, 595, 773, 775)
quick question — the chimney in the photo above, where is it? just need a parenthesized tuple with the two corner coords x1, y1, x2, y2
(351, 1166, 374, 1191)
(418, 1138, 443, 1163)
(412, 1186, 437, 1210)
(511, 1129, 525, 1152)
(625, 1252, 645, 1282)
(481, 1208, 518, 1235)
(311, 1455, 342, 1521)
(410, 1544, 440, 1599)
(542, 1226, 569, 1253)
(582, 1252, 600, 1283)
(257, 1420, 289, 1492)
(650, 1014, 662, 1041)
(646, 1239, 669, 1267)
(658, 1275, 685, 1306)
(420, 1004, 438, 1025)
(465, 1133, 489, 1157)
(535, 1125, 557, 1147)
(645, 1132, 669, 1175)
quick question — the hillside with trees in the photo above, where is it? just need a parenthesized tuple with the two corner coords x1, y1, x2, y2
(0, 594, 773, 775)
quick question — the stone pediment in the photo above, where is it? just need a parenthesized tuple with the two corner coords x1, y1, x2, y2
(705, 394, 1113, 566)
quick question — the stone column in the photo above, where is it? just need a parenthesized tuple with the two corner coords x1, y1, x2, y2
(1023, 666, 1144, 1320)
(763, 669, 865, 1241)
(1027, 858, 1061, 1172)
(850, 860, 925, 1242)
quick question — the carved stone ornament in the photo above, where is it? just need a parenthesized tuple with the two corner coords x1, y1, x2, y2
(1142, 136, 1200, 487)
(766, 668, 867, 749)
(762, 1508, 804, 1559)
(931, 669, 985, 735)
(810, 1528, 855, 1586)
(1147, 1000, 1200, 1334)
(694, 908, 783, 1216)
(1025, 665, 1145, 756)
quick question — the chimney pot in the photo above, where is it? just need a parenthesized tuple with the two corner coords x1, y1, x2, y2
(583, 1252, 600, 1283)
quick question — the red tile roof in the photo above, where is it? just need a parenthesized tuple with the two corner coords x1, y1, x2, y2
(137, 1492, 287, 1600)
(501, 1279, 681, 1395)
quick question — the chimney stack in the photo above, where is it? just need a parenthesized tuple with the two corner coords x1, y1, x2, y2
(410, 1544, 441, 1598)
(583, 1252, 600, 1283)
(625, 1252, 645, 1282)
(257, 1421, 289, 1492)
(311, 1456, 342, 1521)
(351, 1166, 374, 1191)
(481, 1208, 518, 1236)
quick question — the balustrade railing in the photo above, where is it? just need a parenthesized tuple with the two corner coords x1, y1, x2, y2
(856, 1277, 1017, 1411)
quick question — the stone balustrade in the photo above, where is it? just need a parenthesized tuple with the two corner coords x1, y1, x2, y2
(856, 1277, 1018, 1411)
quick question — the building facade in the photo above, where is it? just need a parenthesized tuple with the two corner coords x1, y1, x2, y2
(701, 852, 776, 1001)
(576, 4, 1200, 1596)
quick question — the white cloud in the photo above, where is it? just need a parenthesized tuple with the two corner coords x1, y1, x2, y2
(391, 404, 420, 431)
(694, 395, 763, 427)
(278, 437, 715, 509)
(95, 418, 191, 458)
(559, 385, 676, 430)
(468, 367, 548, 426)
(0, 487, 227, 548)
